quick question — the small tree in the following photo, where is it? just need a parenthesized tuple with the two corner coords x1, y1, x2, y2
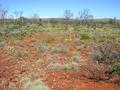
(13, 11, 24, 26)
(32, 14, 39, 23)
(0, 5, 8, 25)
(63, 10, 73, 30)
(78, 9, 93, 25)
(64, 10, 73, 20)
(73, 9, 94, 38)
(108, 17, 118, 27)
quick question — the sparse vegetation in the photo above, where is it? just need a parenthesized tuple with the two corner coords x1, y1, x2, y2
(35, 59, 44, 65)
(5, 46, 28, 57)
(81, 33, 90, 40)
(92, 43, 120, 64)
(50, 44, 68, 53)
(71, 53, 80, 62)
(0, 1, 120, 90)
(108, 63, 120, 76)
(0, 42, 4, 48)
(15, 49, 28, 57)
(8, 82, 16, 90)
(37, 41, 47, 53)
(21, 77, 50, 90)
(5, 46, 16, 56)
(47, 63, 79, 71)
(74, 39, 81, 45)
(45, 34, 56, 43)
(81, 61, 109, 81)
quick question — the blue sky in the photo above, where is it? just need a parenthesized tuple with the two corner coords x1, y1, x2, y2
(0, 0, 119, 18)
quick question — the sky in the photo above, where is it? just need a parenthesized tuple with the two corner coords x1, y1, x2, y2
(0, 0, 120, 19)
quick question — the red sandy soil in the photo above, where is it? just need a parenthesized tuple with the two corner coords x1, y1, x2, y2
(0, 32, 120, 90)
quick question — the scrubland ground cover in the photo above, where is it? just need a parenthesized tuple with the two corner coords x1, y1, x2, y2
(0, 15, 120, 90)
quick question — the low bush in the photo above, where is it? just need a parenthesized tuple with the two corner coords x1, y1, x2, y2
(92, 43, 120, 64)
(38, 41, 47, 53)
(5, 46, 28, 57)
(15, 49, 28, 57)
(74, 39, 81, 45)
(63, 63, 79, 71)
(81, 61, 109, 81)
(47, 63, 64, 71)
(108, 63, 120, 76)
(29, 72, 39, 80)
(45, 34, 56, 43)
(50, 44, 68, 53)
(47, 63, 79, 71)
(22, 77, 49, 90)
(71, 53, 80, 62)
(5, 46, 16, 56)
(35, 59, 44, 65)
(81, 33, 90, 40)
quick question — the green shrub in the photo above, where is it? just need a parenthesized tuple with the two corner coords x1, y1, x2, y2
(108, 63, 120, 76)
(81, 33, 90, 40)
(9, 30, 27, 40)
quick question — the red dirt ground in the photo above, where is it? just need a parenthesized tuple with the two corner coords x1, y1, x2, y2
(0, 32, 120, 90)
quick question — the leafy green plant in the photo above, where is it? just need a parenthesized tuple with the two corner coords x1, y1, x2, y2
(81, 33, 90, 40)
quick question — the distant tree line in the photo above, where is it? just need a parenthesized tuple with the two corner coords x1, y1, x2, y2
(0, 4, 120, 28)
